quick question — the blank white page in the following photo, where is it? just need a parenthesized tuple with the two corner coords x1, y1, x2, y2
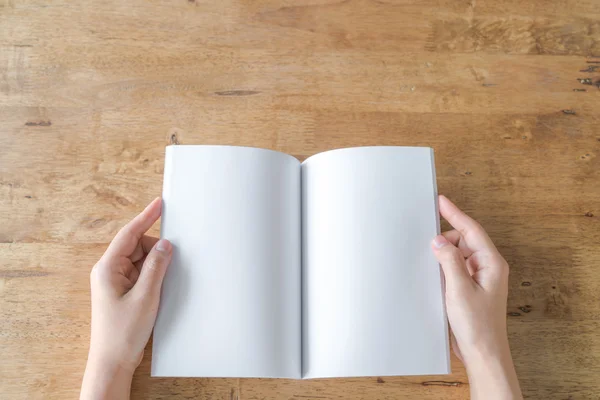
(301, 147, 450, 378)
(152, 145, 301, 378)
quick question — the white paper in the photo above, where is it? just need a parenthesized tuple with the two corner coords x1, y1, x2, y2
(152, 145, 301, 378)
(301, 147, 450, 378)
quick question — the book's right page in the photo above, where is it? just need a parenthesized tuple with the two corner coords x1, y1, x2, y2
(301, 146, 450, 378)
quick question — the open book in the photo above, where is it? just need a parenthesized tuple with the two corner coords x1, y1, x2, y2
(152, 145, 450, 379)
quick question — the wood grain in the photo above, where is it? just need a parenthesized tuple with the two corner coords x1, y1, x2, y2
(1, 0, 599, 399)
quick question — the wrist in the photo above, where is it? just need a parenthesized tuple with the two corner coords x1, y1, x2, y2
(81, 353, 135, 400)
(85, 348, 137, 382)
(462, 340, 522, 400)
(462, 335, 511, 369)
(87, 342, 140, 375)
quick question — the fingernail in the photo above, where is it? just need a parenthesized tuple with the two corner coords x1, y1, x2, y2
(432, 235, 449, 249)
(156, 239, 171, 252)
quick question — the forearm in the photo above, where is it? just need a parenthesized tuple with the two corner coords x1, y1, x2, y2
(465, 342, 522, 400)
(80, 356, 134, 400)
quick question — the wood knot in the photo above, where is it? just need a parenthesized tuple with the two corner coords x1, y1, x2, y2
(214, 90, 261, 96)
(518, 305, 532, 313)
(89, 218, 106, 228)
(580, 65, 600, 72)
(584, 212, 594, 217)
(421, 381, 463, 387)
(115, 196, 130, 206)
(24, 120, 52, 126)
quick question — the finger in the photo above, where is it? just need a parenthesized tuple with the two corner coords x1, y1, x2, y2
(466, 251, 509, 291)
(106, 198, 162, 258)
(131, 236, 160, 263)
(431, 234, 474, 291)
(442, 229, 461, 246)
(133, 239, 172, 297)
(128, 263, 141, 286)
(438, 195, 495, 253)
(442, 230, 475, 259)
(441, 230, 479, 276)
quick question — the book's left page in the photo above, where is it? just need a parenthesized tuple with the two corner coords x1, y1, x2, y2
(152, 145, 301, 378)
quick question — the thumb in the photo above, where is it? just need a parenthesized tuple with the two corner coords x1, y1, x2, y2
(135, 239, 172, 296)
(431, 235, 473, 291)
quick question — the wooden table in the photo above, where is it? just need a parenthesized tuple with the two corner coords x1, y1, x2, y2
(1, 1, 599, 399)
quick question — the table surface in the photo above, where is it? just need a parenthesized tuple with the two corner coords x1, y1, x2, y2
(1, 1, 599, 399)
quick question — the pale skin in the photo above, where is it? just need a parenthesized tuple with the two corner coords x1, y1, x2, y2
(80, 195, 522, 400)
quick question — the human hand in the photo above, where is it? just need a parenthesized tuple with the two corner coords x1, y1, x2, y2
(80, 198, 172, 400)
(431, 195, 522, 400)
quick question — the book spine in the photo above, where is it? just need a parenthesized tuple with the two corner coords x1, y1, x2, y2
(430, 148, 441, 236)
(430, 147, 452, 374)
(159, 146, 175, 240)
